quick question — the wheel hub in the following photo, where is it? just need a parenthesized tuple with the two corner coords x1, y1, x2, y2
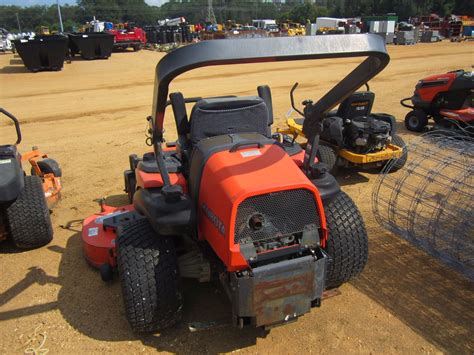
(409, 115, 419, 127)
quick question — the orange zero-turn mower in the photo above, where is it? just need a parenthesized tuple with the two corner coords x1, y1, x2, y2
(81, 34, 390, 332)
(0, 108, 62, 248)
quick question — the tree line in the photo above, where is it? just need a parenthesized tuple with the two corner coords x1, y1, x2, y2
(0, 0, 471, 32)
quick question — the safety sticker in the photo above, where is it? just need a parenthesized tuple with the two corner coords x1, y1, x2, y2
(95, 210, 126, 224)
(240, 150, 261, 158)
(0, 159, 11, 165)
(88, 227, 99, 237)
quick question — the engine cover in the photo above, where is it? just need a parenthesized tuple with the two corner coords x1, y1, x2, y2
(189, 133, 327, 272)
(347, 116, 392, 153)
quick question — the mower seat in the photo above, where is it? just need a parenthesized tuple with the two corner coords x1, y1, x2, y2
(336, 91, 375, 119)
(257, 85, 274, 136)
(189, 96, 270, 145)
(0, 144, 24, 203)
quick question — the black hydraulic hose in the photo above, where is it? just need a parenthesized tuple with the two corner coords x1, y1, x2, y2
(400, 97, 415, 109)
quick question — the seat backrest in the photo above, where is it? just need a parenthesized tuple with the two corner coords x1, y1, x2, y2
(337, 91, 375, 119)
(169, 92, 191, 151)
(189, 96, 269, 145)
(257, 85, 274, 136)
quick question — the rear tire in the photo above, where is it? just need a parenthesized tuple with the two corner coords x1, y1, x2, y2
(323, 191, 368, 289)
(6, 175, 53, 249)
(387, 135, 408, 171)
(405, 110, 428, 132)
(117, 218, 182, 333)
(317, 144, 337, 173)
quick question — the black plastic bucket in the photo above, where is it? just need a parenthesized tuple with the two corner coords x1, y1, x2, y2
(158, 31, 167, 44)
(13, 35, 69, 72)
(68, 32, 114, 59)
(144, 26, 158, 44)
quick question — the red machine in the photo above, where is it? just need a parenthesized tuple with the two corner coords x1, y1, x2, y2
(107, 24, 146, 51)
(81, 35, 391, 332)
(401, 70, 473, 132)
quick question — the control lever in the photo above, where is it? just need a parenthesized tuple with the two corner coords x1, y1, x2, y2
(302, 101, 324, 175)
(290, 83, 305, 117)
(0, 108, 22, 145)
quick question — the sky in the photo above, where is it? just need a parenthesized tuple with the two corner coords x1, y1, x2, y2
(0, 0, 166, 6)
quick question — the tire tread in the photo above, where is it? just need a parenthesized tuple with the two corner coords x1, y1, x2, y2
(6, 175, 53, 248)
(117, 219, 182, 333)
(324, 191, 368, 288)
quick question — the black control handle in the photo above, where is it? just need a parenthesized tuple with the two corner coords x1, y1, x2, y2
(0, 108, 21, 145)
(229, 141, 264, 152)
(290, 82, 305, 117)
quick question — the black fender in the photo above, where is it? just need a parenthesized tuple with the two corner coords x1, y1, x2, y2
(133, 187, 194, 236)
(311, 171, 340, 204)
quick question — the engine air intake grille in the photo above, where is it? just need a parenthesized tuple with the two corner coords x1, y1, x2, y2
(234, 189, 319, 245)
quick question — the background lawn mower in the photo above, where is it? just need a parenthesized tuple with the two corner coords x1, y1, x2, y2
(401, 69, 474, 133)
(81, 34, 390, 332)
(282, 83, 407, 173)
(0, 108, 62, 249)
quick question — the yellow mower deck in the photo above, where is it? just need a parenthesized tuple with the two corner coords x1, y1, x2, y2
(282, 118, 403, 164)
(338, 145, 402, 163)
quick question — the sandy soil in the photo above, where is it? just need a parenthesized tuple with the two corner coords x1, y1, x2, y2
(0, 40, 473, 354)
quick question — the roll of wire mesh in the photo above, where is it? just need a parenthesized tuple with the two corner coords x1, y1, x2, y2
(372, 130, 473, 280)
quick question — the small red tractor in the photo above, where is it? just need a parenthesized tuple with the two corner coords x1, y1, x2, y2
(107, 23, 146, 51)
(82, 34, 389, 331)
(401, 69, 473, 133)
(0, 108, 62, 249)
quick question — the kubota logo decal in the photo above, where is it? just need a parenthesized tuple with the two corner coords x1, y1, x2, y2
(202, 203, 225, 236)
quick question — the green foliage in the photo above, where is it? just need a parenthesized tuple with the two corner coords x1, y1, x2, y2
(0, 0, 470, 33)
(288, 4, 329, 24)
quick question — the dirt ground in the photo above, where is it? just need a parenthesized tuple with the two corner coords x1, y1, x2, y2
(0, 40, 473, 354)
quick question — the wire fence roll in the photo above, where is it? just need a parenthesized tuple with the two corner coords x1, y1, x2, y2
(372, 130, 474, 281)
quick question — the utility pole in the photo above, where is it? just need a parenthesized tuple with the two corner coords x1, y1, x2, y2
(57, 0, 64, 33)
(15, 13, 21, 32)
(206, 0, 217, 25)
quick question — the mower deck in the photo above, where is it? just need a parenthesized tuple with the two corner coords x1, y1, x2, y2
(82, 204, 136, 268)
(339, 144, 403, 164)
